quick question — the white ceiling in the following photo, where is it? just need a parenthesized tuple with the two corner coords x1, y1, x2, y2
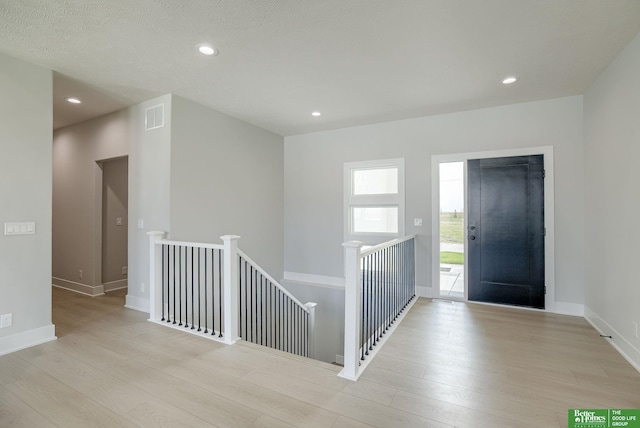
(1, 1, 639, 136)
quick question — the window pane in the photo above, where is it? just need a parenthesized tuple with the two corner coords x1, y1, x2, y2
(352, 207, 398, 233)
(353, 168, 398, 195)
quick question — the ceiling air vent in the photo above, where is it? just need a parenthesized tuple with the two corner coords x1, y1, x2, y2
(145, 104, 164, 130)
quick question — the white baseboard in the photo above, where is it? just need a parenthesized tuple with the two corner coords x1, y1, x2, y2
(125, 294, 149, 313)
(283, 271, 345, 289)
(335, 354, 344, 365)
(584, 306, 640, 373)
(553, 301, 584, 317)
(0, 324, 57, 357)
(104, 279, 128, 292)
(416, 285, 432, 298)
(52, 277, 104, 297)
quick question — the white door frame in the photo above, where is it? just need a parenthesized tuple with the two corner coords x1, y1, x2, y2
(431, 146, 555, 311)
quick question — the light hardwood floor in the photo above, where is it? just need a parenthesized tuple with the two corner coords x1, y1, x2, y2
(1, 288, 638, 427)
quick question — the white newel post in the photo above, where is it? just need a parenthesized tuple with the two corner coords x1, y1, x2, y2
(340, 241, 364, 381)
(304, 302, 318, 358)
(147, 231, 166, 321)
(221, 235, 241, 345)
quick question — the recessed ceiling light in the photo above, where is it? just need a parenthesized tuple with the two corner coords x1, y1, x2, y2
(502, 76, 518, 85)
(197, 43, 218, 56)
(311, 111, 321, 117)
(66, 97, 81, 104)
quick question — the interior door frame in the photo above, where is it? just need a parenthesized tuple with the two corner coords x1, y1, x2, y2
(431, 146, 555, 311)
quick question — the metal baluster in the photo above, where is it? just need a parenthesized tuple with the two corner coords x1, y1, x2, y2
(197, 247, 201, 331)
(204, 249, 208, 334)
(211, 249, 222, 336)
(250, 266, 254, 343)
(185, 246, 190, 326)
(360, 254, 366, 361)
(268, 282, 272, 349)
(184, 247, 195, 330)
(161, 244, 166, 321)
(256, 274, 263, 345)
(218, 250, 223, 338)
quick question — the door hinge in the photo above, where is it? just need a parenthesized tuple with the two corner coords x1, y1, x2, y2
(543, 170, 546, 178)
(544, 286, 547, 294)
(544, 227, 546, 236)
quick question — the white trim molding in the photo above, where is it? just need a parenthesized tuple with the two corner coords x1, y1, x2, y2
(283, 271, 345, 289)
(584, 306, 640, 373)
(125, 294, 150, 313)
(553, 301, 584, 317)
(52, 278, 105, 297)
(0, 324, 56, 357)
(103, 279, 128, 292)
(431, 146, 555, 311)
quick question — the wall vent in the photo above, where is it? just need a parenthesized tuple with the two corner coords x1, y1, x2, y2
(145, 104, 164, 130)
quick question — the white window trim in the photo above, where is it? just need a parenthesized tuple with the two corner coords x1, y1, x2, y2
(344, 158, 405, 245)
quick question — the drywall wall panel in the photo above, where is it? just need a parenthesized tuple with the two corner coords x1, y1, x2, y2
(284, 96, 585, 304)
(584, 32, 640, 367)
(169, 95, 284, 278)
(0, 53, 54, 348)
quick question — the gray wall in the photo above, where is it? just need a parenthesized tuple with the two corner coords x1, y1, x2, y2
(584, 32, 640, 368)
(102, 157, 128, 285)
(0, 53, 54, 350)
(52, 110, 129, 294)
(169, 95, 284, 278)
(284, 96, 586, 306)
(126, 95, 172, 311)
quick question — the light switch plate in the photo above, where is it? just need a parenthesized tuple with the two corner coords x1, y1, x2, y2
(4, 222, 36, 235)
(414, 218, 423, 227)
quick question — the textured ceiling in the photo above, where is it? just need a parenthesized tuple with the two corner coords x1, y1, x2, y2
(1, 0, 640, 136)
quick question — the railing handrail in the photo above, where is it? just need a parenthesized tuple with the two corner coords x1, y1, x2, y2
(360, 234, 417, 258)
(156, 238, 224, 251)
(340, 234, 417, 381)
(237, 248, 310, 313)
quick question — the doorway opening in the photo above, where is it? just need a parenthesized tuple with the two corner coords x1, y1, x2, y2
(100, 156, 129, 292)
(431, 147, 556, 310)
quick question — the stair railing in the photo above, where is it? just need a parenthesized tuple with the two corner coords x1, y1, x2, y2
(340, 235, 416, 381)
(148, 232, 316, 358)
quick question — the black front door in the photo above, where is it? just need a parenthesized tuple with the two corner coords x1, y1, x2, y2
(467, 155, 545, 309)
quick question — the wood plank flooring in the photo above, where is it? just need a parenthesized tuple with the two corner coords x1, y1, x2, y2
(1, 288, 638, 427)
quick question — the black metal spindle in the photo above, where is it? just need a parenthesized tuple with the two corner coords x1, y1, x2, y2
(218, 250, 222, 338)
(211, 249, 222, 336)
(360, 256, 366, 361)
(197, 248, 201, 331)
(161, 244, 166, 321)
(258, 272, 262, 345)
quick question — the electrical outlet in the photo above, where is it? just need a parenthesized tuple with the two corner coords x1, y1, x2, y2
(122, 266, 128, 275)
(0, 313, 12, 328)
(634, 322, 638, 339)
(414, 218, 423, 227)
(79, 269, 83, 279)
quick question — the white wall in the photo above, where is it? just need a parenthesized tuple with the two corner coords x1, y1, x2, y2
(284, 96, 585, 307)
(52, 110, 129, 295)
(169, 95, 284, 278)
(584, 32, 640, 370)
(126, 95, 172, 312)
(0, 53, 55, 354)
